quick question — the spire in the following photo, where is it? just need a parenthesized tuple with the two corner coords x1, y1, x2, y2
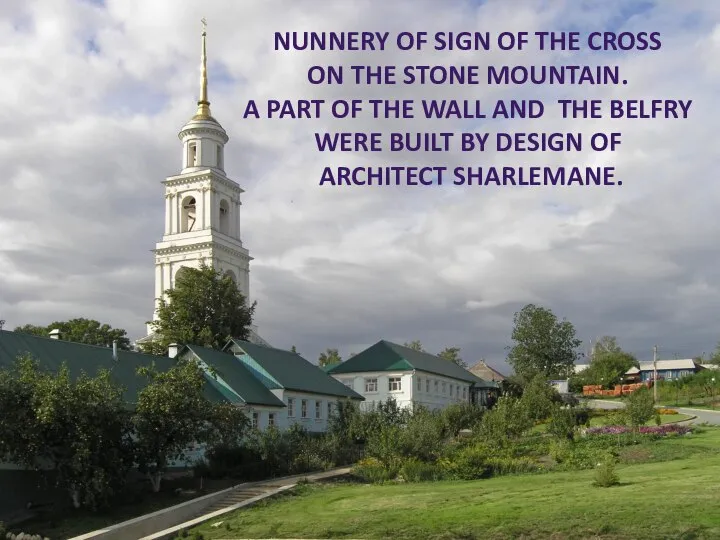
(193, 17, 214, 121)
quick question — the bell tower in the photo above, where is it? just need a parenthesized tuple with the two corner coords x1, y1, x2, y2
(141, 20, 268, 346)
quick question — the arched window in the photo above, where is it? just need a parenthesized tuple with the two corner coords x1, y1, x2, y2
(187, 143, 198, 168)
(219, 199, 230, 235)
(174, 266, 192, 287)
(181, 196, 197, 232)
(224, 269, 237, 283)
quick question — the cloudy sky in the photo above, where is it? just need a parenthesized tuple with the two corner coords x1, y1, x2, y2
(1, 0, 719, 372)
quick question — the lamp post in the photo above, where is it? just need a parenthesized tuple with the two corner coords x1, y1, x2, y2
(712, 377, 716, 410)
(653, 345, 658, 405)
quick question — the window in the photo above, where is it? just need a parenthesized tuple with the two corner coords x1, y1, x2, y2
(426, 379, 430, 392)
(389, 377, 401, 391)
(327, 401, 333, 418)
(342, 379, 353, 389)
(187, 142, 198, 167)
(463, 387, 467, 399)
(252, 412, 258, 429)
(434, 380, 438, 393)
(456, 385, 460, 398)
(315, 401, 322, 419)
(365, 378, 378, 392)
(301, 399, 308, 418)
(181, 196, 197, 232)
(287, 398, 295, 417)
(268, 413, 275, 427)
(442, 382, 446, 394)
(417, 377, 422, 391)
(216, 145, 223, 169)
(219, 199, 230, 235)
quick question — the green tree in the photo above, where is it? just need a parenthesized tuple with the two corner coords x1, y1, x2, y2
(318, 348, 342, 367)
(0, 355, 133, 509)
(573, 336, 638, 389)
(14, 318, 131, 350)
(437, 346, 468, 368)
(506, 304, 582, 383)
(133, 358, 242, 492)
(708, 342, 720, 366)
(519, 373, 562, 422)
(142, 264, 256, 355)
(624, 386, 656, 435)
(403, 340, 424, 352)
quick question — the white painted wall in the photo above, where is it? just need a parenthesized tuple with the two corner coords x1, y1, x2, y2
(332, 370, 472, 411)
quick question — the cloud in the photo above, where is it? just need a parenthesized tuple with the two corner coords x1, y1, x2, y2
(1, 0, 719, 371)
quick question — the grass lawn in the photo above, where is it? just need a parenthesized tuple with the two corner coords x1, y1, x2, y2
(187, 428, 720, 540)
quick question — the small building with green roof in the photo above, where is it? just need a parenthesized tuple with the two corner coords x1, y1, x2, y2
(180, 339, 364, 432)
(326, 340, 498, 410)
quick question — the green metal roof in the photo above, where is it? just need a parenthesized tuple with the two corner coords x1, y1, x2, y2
(327, 340, 489, 386)
(183, 344, 286, 408)
(0, 330, 232, 404)
(225, 339, 364, 400)
(320, 364, 340, 372)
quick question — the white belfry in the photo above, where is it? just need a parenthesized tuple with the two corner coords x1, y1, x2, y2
(142, 20, 268, 347)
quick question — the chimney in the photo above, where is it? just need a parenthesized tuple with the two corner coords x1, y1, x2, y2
(168, 343, 179, 359)
(49, 329, 61, 340)
(112, 340, 118, 361)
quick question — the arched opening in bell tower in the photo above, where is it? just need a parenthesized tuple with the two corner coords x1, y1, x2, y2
(181, 196, 197, 232)
(224, 269, 237, 283)
(219, 199, 230, 235)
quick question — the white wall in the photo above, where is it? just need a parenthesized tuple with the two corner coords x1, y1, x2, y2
(245, 390, 347, 433)
(332, 370, 472, 411)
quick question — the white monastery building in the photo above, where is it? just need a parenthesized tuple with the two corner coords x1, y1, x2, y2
(327, 340, 498, 410)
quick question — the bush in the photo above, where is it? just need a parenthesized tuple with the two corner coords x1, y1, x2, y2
(656, 408, 678, 415)
(484, 456, 542, 475)
(441, 402, 485, 435)
(547, 405, 579, 441)
(520, 374, 563, 422)
(400, 458, 445, 482)
(625, 387, 656, 428)
(352, 457, 398, 483)
(475, 396, 533, 444)
(550, 439, 614, 470)
(593, 456, 620, 487)
(439, 445, 492, 480)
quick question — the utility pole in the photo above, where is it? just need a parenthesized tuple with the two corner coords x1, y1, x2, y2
(653, 345, 658, 404)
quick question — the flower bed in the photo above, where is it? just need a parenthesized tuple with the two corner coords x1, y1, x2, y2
(656, 408, 678, 415)
(585, 424, 691, 436)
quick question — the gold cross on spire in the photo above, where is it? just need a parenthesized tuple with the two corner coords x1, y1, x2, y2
(194, 17, 213, 120)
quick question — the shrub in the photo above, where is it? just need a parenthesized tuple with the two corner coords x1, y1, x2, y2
(593, 456, 620, 487)
(484, 456, 542, 475)
(441, 402, 485, 436)
(547, 405, 579, 441)
(475, 396, 533, 444)
(352, 457, 397, 483)
(656, 408, 678, 415)
(440, 445, 492, 480)
(400, 458, 445, 482)
(550, 439, 614, 470)
(625, 387, 656, 429)
(399, 410, 447, 461)
(520, 374, 563, 422)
